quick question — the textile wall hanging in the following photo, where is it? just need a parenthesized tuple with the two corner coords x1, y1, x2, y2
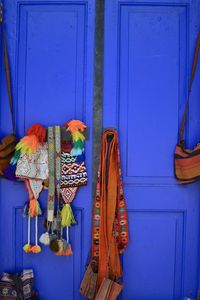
(80, 129, 129, 300)
(6, 120, 88, 256)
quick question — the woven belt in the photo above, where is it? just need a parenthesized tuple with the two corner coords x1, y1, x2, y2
(47, 126, 61, 222)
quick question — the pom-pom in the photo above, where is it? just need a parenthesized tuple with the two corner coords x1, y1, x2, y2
(49, 238, 59, 252)
(61, 204, 76, 227)
(39, 232, 50, 245)
(29, 199, 42, 217)
(23, 244, 32, 253)
(56, 242, 73, 256)
(65, 120, 86, 133)
(55, 239, 64, 255)
(31, 245, 41, 253)
(63, 244, 73, 256)
(27, 124, 46, 143)
(16, 135, 39, 155)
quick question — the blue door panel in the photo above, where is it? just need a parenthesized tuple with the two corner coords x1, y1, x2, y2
(0, 0, 95, 299)
(104, 0, 200, 299)
(17, 3, 87, 134)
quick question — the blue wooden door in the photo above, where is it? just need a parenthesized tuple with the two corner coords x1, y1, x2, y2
(104, 0, 200, 299)
(0, 0, 95, 299)
(0, 0, 200, 299)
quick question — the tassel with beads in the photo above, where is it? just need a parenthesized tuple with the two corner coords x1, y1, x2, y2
(39, 232, 50, 245)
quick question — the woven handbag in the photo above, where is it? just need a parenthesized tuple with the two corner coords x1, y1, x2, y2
(80, 261, 98, 300)
(174, 31, 200, 183)
(0, 4, 17, 177)
(95, 278, 122, 300)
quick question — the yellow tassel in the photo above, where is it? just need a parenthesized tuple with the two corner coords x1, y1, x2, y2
(61, 204, 76, 227)
(72, 131, 85, 142)
(15, 135, 39, 155)
(23, 244, 32, 253)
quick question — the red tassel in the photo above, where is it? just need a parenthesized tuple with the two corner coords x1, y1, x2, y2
(26, 124, 46, 143)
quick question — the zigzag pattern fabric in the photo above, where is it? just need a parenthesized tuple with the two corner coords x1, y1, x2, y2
(61, 161, 87, 187)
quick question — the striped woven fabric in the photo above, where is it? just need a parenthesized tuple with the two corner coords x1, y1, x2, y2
(95, 278, 122, 300)
(0, 269, 34, 299)
(174, 144, 200, 183)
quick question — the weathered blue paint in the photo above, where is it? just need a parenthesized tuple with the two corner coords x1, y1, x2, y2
(0, 0, 200, 299)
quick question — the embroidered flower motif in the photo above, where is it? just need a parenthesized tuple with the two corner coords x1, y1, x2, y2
(2, 288, 9, 295)
(12, 290, 17, 296)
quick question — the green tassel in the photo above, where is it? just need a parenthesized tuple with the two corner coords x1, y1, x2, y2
(73, 139, 84, 150)
(61, 204, 76, 227)
(11, 149, 21, 165)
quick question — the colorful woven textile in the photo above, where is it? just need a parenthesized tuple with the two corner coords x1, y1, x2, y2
(55, 126, 61, 200)
(47, 127, 56, 222)
(61, 156, 87, 187)
(95, 278, 122, 300)
(91, 129, 128, 290)
(16, 143, 48, 180)
(60, 187, 78, 204)
(61, 152, 76, 164)
(25, 179, 43, 200)
(47, 126, 62, 222)
(0, 269, 35, 299)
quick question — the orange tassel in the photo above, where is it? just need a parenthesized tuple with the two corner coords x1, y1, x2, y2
(29, 199, 42, 217)
(65, 120, 86, 133)
(31, 245, 41, 253)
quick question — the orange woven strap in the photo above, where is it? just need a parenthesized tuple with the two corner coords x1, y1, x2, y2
(0, 4, 16, 134)
(91, 129, 129, 289)
(179, 31, 200, 144)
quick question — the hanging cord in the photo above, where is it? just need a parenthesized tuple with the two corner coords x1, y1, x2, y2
(35, 216, 38, 246)
(66, 226, 69, 244)
(28, 216, 30, 245)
